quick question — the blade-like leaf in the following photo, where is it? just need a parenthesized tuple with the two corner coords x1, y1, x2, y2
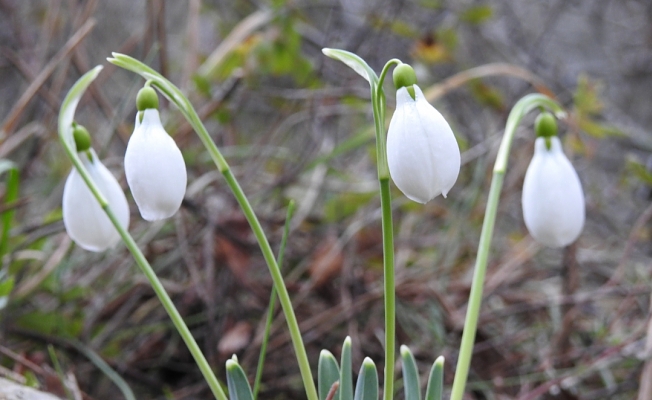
(226, 359, 254, 400)
(322, 48, 378, 85)
(254, 200, 296, 400)
(0, 159, 18, 258)
(339, 336, 353, 400)
(353, 358, 378, 400)
(319, 350, 340, 400)
(0, 275, 14, 310)
(425, 356, 444, 400)
(400, 345, 421, 400)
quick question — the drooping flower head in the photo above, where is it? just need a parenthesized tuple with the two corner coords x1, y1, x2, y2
(521, 112, 585, 248)
(63, 124, 130, 252)
(386, 63, 461, 203)
(124, 86, 187, 221)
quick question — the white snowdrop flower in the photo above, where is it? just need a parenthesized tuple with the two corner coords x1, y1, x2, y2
(63, 149, 130, 252)
(386, 84, 461, 203)
(125, 88, 187, 221)
(522, 136, 585, 248)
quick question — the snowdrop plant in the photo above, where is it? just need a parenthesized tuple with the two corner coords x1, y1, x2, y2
(62, 124, 129, 251)
(449, 95, 571, 400)
(322, 48, 454, 400)
(59, 67, 228, 400)
(125, 86, 187, 221)
(522, 112, 585, 247)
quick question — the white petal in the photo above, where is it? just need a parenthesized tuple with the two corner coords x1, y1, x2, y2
(386, 86, 460, 203)
(125, 109, 187, 221)
(62, 150, 130, 252)
(522, 137, 585, 248)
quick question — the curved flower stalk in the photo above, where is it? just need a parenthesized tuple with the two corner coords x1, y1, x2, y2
(125, 87, 187, 221)
(522, 135, 585, 248)
(450, 95, 567, 400)
(387, 81, 460, 203)
(63, 142, 130, 252)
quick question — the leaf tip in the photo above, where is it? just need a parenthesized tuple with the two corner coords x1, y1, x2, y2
(435, 355, 444, 367)
(226, 359, 238, 370)
(320, 349, 335, 359)
(362, 357, 375, 368)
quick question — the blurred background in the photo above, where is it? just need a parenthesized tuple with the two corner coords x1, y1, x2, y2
(0, 0, 651, 399)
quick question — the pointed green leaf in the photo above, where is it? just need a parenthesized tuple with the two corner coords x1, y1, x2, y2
(226, 359, 254, 400)
(322, 48, 378, 85)
(353, 358, 378, 400)
(339, 336, 353, 400)
(425, 356, 444, 400)
(319, 350, 340, 400)
(0, 160, 19, 258)
(400, 345, 421, 400)
(0, 276, 14, 297)
(0, 275, 14, 310)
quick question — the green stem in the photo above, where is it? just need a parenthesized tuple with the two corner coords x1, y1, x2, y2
(449, 94, 565, 400)
(380, 178, 396, 400)
(108, 54, 318, 400)
(106, 206, 228, 400)
(223, 171, 317, 400)
(253, 200, 296, 399)
(374, 59, 401, 400)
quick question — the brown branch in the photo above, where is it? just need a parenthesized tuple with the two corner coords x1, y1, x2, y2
(325, 381, 340, 400)
(0, 18, 96, 138)
(423, 62, 555, 103)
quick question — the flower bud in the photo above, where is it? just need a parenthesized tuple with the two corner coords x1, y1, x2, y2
(522, 137, 585, 247)
(124, 108, 187, 221)
(393, 63, 417, 98)
(386, 85, 460, 203)
(72, 124, 91, 152)
(136, 86, 159, 111)
(63, 149, 130, 252)
(535, 112, 557, 138)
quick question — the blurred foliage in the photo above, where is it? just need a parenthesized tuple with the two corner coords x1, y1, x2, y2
(459, 4, 494, 25)
(573, 74, 623, 138)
